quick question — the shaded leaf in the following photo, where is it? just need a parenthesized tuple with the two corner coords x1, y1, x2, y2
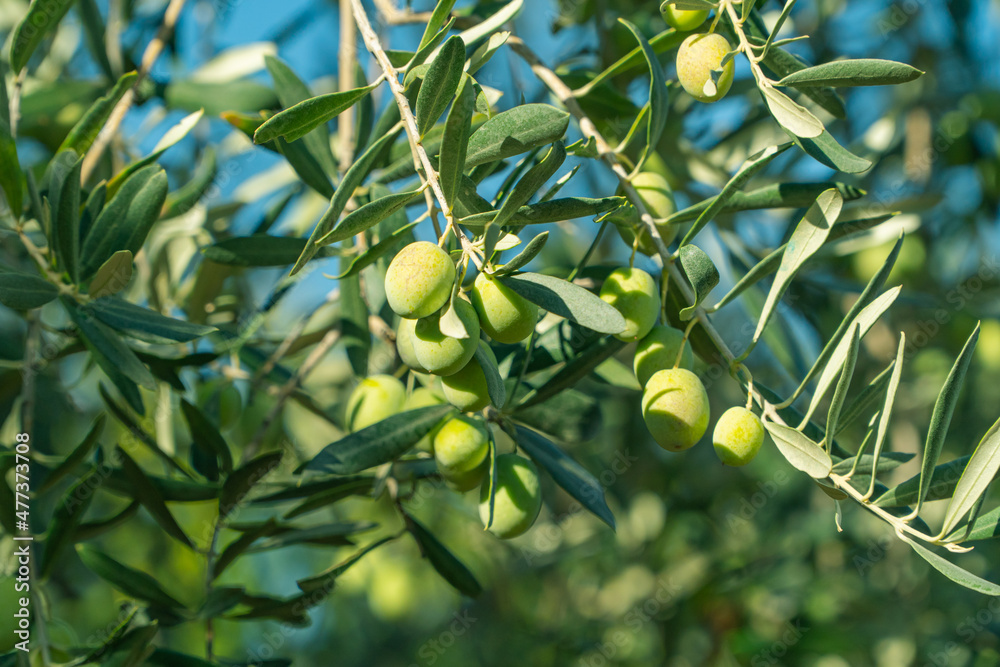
(500, 272, 627, 335)
(77, 545, 186, 609)
(678, 245, 720, 321)
(465, 104, 570, 168)
(407, 514, 482, 597)
(940, 416, 1000, 538)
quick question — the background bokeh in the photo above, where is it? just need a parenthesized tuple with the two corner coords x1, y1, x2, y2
(2, 0, 1000, 665)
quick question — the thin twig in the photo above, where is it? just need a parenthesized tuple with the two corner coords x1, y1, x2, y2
(339, 0, 358, 173)
(81, 0, 189, 183)
(350, 0, 481, 268)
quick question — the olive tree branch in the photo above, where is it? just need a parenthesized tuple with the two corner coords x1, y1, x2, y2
(507, 36, 954, 549)
(81, 0, 189, 183)
(349, 0, 481, 269)
(339, 0, 358, 173)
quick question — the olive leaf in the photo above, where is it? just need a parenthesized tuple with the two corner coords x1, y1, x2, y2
(254, 83, 379, 144)
(777, 59, 924, 88)
(763, 422, 833, 478)
(499, 272, 626, 335)
(939, 416, 1000, 539)
(416, 35, 467, 137)
(678, 245, 720, 321)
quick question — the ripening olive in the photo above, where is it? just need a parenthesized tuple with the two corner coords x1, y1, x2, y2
(600, 267, 661, 342)
(396, 317, 428, 373)
(479, 454, 542, 539)
(405, 386, 446, 452)
(661, 6, 709, 32)
(346, 374, 406, 432)
(614, 172, 678, 256)
(433, 415, 489, 491)
(441, 341, 496, 412)
(634, 325, 694, 387)
(713, 406, 765, 466)
(676, 33, 735, 103)
(641, 368, 710, 451)
(470, 272, 538, 344)
(412, 297, 480, 376)
(384, 241, 456, 319)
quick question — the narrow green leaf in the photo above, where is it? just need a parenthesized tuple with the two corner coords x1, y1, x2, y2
(10, 0, 75, 73)
(494, 232, 548, 276)
(474, 342, 506, 409)
(87, 297, 216, 344)
(417, 0, 458, 52)
(274, 135, 335, 198)
(517, 337, 626, 409)
(460, 196, 626, 229)
(66, 300, 156, 391)
(80, 165, 169, 280)
(670, 181, 866, 227)
(318, 188, 423, 245)
(106, 111, 203, 197)
(117, 447, 193, 548)
(89, 250, 134, 299)
(77, 0, 114, 80)
(467, 31, 509, 75)
(825, 323, 860, 448)
(407, 514, 482, 598)
(679, 144, 791, 247)
(835, 360, 895, 437)
(330, 221, 419, 279)
(678, 245, 720, 321)
(204, 236, 342, 268)
(778, 59, 924, 87)
(793, 129, 872, 174)
(945, 505, 1000, 542)
(407, 18, 456, 73)
(38, 414, 106, 494)
(416, 35, 466, 137)
(41, 473, 98, 579)
(749, 188, 842, 349)
(0, 118, 23, 219)
(940, 417, 1000, 537)
(874, 456, 971, 508)
(220, 452, 284, 517)
(296, 536, 394, 594)
(914, 324, 981, 514)
(831, 451, 914, 476)
(0, 269, 58, 310)
(761, 86, 824, 138)
(864, 333, 906, 498)
(248, 522, 375, 551)
(181, 399, 233, 478)
(898, 533, 1000, 596)
(265, 55, 337, 174)
(440, 74, 476, 209)
(307, 405, 456, 475)
(254, 83, 378, 144)
(488, 143, 566, 255)
(213, 519, 277, 579)
(763, 422, 833, 478)
(575, 29, 686, 97)
(465, 104, 570, 168)
(77, 545, 187, 609)
(50, 153, 83, 282)
(801, 287, 902, 426)
(291, 126, 402, 274)
(514, 424, 615, 529)
(74, 500, 140, 542)
(58, 72, 137, 155)
(499, 272, 627, 335)
(618, 19, 668, 170)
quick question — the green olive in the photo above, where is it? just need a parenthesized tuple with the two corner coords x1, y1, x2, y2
(641, 368, 710, 451)
(384, 241, 456, 319)
(396, 317, 428, 373)
(676, 33, 735, 103)
(614, 172, 678, 256)
(346, 374, 406, 432)
(599, 267, 661, 342)
(412, 298, 480, 376)
(713, 407, 765, 466)
(470, 272, 538, 344)
(433, 415, 489, 491)
(661, 6, 709, 32)
(440, 341, 496, 412)
(479, 454, 542, 539)
(634, 325, 694, 387)
(405, 386, 446, 452)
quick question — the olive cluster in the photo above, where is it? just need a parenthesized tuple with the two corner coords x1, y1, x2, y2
(346, 240, 543, 539)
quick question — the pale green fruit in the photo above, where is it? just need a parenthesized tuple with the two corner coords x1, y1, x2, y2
(405, 387, 446, 452)
(396, 317, 428, 372)
(634, 325, 694, 387)
(441, 342, 497, 412)
(614, 172, 679, 256)
(433, 415, 489, 491)
(384, 241, 456, 319)
(599, 267, 661, 342)
(641, 368, 709, 451)
(676, 33, 735, 103)
(346, 374, 406, 432)
(661, 6, 708, 31)
(479, 454, 542, 539)
(413, 297, 480, 376)
(470, 272, 538, 344)
(713, 406, 765, 466)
